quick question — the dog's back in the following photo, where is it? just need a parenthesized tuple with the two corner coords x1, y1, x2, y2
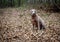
(37, 15, 45, 29)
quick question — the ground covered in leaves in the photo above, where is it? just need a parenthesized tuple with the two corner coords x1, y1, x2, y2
(0, 8, 60, 42)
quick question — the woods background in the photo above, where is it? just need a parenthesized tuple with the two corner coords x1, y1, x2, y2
(0, 0, 60, 10)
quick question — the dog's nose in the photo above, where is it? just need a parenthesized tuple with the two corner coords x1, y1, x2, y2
(31, 13, 36, 15)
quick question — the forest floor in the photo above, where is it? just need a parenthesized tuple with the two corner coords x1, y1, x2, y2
(0, 7, 60, 42)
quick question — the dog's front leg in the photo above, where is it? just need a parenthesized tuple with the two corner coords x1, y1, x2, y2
(33, 24, 34, 30)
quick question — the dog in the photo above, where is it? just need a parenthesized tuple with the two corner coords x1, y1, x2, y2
(30, 9, 45, 30)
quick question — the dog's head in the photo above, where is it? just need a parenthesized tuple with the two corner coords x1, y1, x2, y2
(30, 9, 36, 15)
